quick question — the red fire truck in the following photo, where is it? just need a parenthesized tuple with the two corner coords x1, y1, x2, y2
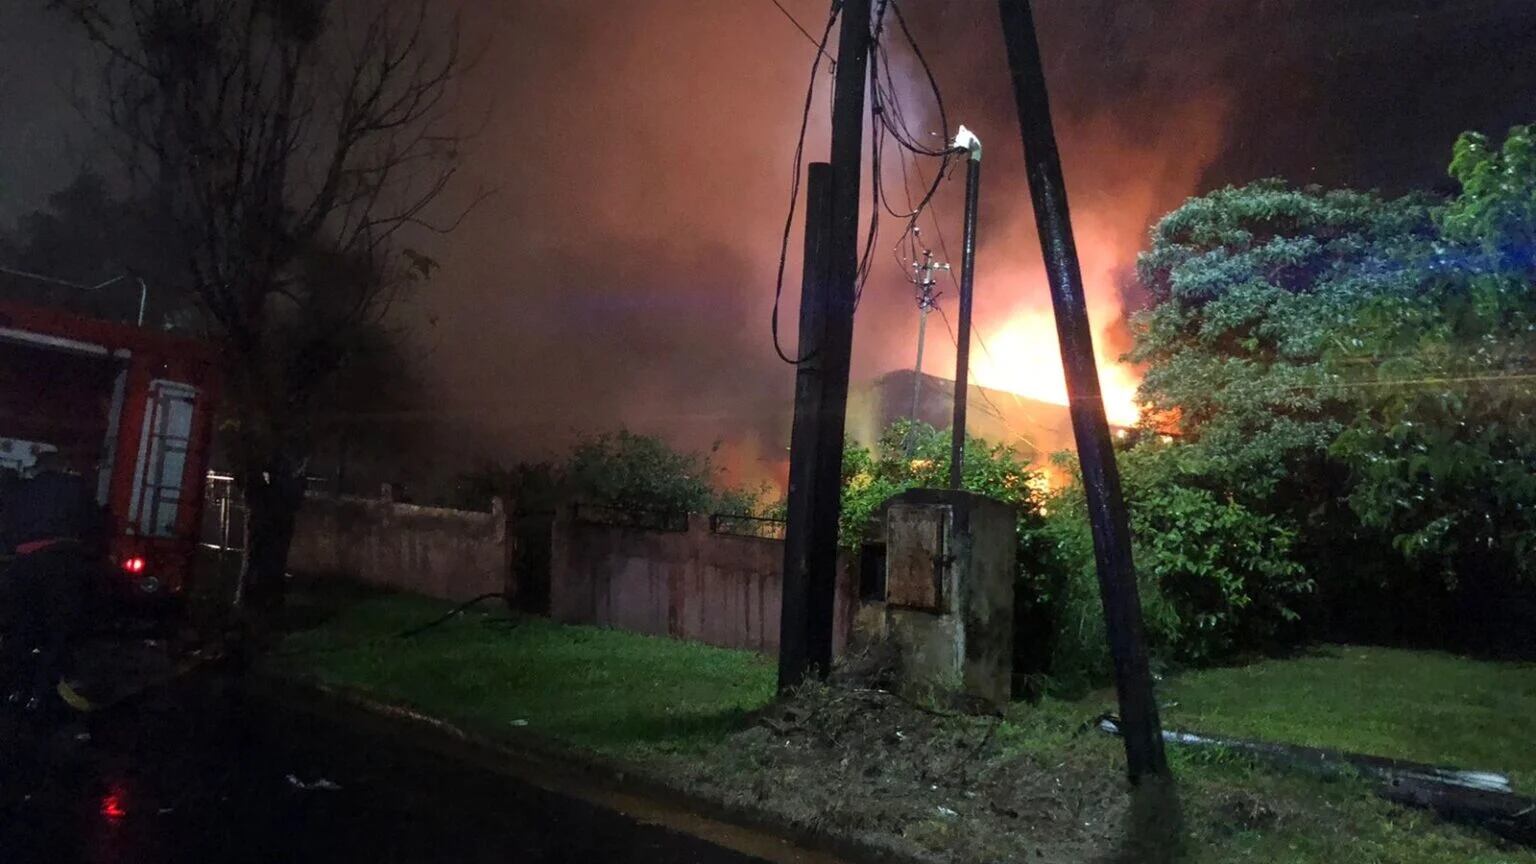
(0, 299, 219, 603)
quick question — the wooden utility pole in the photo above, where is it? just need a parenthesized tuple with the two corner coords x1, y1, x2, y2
(778, 0, 872, 690)
(779, 162, 835, 689)
(995, 0, 1169, 781)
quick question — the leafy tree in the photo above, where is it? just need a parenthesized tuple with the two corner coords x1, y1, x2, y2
(1332, 126, 1536, 587)
(1126, 126, 1536, 653)
(1130, 179, 1443, 602)
(713, 482, 779, 519)
(1445, 125, 1536, 276)
(57, 0, 476, 608)
(1133, 181, 1440, 498)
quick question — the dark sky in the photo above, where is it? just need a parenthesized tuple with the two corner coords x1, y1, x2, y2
(4, 0, 1535, 485)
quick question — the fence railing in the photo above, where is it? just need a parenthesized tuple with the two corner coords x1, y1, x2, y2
(573, 503, 689, 533)
(569, 503, 788, 540)
(708, 513, 787, 540)
(201, 473, 248, 553)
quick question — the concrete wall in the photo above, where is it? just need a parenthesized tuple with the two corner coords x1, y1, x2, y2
(550, 508, 855, 656)
(288, 487, 512, 602)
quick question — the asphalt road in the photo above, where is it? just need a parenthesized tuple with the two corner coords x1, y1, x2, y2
(0, 671, 778, 864)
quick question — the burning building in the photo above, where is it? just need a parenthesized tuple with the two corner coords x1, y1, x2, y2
(732, 368, 1136, 496)
(846, 368, 1110, 466)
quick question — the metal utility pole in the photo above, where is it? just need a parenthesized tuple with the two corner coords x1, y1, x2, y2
(996, 0, 1169, 781)
(909, 248, 948, 426)
(778, 0, 872, 691)
(948, 126, 982, 489)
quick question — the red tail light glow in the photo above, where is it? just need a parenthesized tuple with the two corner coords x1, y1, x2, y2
(122, 556, 147, 575)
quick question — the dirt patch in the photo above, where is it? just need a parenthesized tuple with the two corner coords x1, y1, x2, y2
(651, 682, 1139, 864)
(1209, 789, 1290, 834)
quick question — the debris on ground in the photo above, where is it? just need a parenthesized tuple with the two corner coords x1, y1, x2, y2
(652, 681, 1132, 864)
(286, 774, 343, 792)
(1098, 715, 1536, 847)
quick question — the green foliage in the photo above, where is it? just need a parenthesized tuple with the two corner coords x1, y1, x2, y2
(452, 431, 773, 516)
(565, 430, 719, 513)
(837, 420, 1042, 548)
(713, 482, 778, 519)
(1133, 180, 1440, 498)
(1329, 293, 1536, 584)
(1446, 124, 1536, 273)
(840, 422, 1311, 685)
(1129, 126, 1536, 631)
(1041, 444, 1313, 686)
(1329, 125, 1536, 585)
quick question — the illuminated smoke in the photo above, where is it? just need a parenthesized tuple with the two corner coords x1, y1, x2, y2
(966, 97, 1229, 428)
(863, 4, 1231, 433)
(411, 1, 1287, 490)
(9, 1, 1533, 498)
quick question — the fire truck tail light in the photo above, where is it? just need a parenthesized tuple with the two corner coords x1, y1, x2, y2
(122, 556, 147, 575)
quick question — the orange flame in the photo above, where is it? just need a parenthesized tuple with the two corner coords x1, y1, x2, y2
(969, 313, 1141, 428)
(961, 95, 1228, 434)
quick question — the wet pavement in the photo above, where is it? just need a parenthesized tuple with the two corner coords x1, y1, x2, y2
(0, 671, 779, 864)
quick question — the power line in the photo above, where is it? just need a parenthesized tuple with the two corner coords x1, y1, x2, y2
(869, 0, 960, 312)
(769, 2, 841, 365)
(766, 0, 837, 71)
(872, 0, 951, 158)
(899, 155, 1027, 416)
(936, 303, 1039, 449)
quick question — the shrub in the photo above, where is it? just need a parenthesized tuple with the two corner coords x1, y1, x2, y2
(1039, 443, 1313, 689)
(838, 420, 1042, 548)
(451, 431, 777, 516)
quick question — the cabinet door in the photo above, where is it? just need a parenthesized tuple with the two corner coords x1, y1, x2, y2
(886, 504, 949, 612)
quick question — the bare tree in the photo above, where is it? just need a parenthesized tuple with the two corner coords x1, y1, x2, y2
(55, 0, 478, 608)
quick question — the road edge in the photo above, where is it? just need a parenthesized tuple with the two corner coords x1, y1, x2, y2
(253, 671, 938, 864)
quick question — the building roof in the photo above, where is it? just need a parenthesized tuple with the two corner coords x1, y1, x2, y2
(848, 368, 1118, 463)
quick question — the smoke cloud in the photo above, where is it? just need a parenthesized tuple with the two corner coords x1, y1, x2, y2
(394, 0, 1536, 488)
(5, 1, 1532, 493)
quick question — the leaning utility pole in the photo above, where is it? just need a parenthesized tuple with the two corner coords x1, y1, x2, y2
(996, 0, 1169, 781)
(778, 0, 872, 691)
(948, 126, 982, 489)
